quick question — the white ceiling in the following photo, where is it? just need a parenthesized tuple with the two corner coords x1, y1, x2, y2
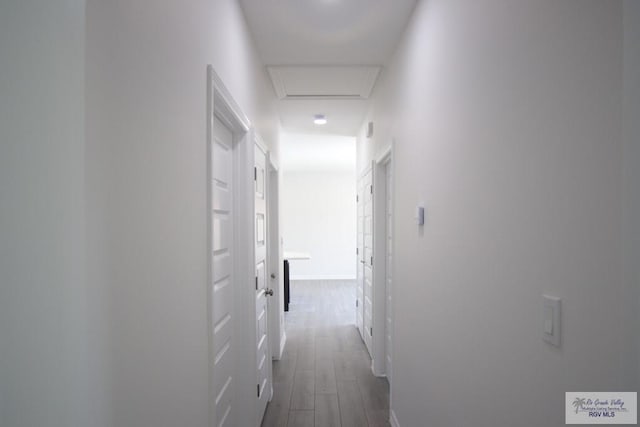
(239, 0, 418, 65)
(240, 0, 416, 139)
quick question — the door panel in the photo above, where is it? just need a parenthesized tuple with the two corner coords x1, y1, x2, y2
(255, 144, 270, 424)
(213, 216, 230, 250)
(256, 262, 265, 291)
(212, 116, 235, 427)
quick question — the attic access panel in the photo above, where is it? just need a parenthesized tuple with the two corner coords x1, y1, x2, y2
(268, 65, 380, 99)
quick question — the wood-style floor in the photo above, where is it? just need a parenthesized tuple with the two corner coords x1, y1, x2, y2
(261, 280, 390, 427)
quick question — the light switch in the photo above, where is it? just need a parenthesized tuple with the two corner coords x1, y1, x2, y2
(415, 206, 425, 225)
(542, 295, 561, 347)
(544, 309, 553, 334)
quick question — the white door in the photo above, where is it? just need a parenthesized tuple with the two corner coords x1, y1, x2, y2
(254, 144, 271, 424)
(356, 176, 364, 336)
(362, 167, 374, 355)
(384, 161, 393, 383)
(211, 116, 235, 427)
(267, 165, 284, 360)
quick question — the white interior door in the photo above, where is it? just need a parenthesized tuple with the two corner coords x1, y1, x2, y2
(384, 161, 393, 383)
(254, 144, 271, 424)
(356, 176, 364, 336)
(267, 165, 284, 360)
(362, 168, 374, 355)
(211, 115, 235, 427)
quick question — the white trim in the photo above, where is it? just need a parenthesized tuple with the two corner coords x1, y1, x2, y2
(290, 275, 357, 281)
(385, 153, 395, 388)
(207, 65, 255, 427)
(268, 155, 279, 173)
(376, 143, 393, 165)
(371, 140, 395, 379)
(356, 165, 373, 350)
(254, 139, 270, 427)
(266, 67, 287, 99)
(206, 66, 214, 427)
(390, 409, 400, 427)
(255, 132, 268, 155)
(209, 68, 251, 131)
(237, 128, 256, 427)
(371, 159, 386, 376)
(267, 157, 284, 363)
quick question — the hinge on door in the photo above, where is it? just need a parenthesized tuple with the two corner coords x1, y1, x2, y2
(356, 299, 359, 308)
(356, 195, 359, 203)
(254, 167, 257, 181)
(356, 247, 359, 255)
(370, 256, 373, 266)
(370, 185, 373, 194)
(255, 276, 258, 290)
(370, 327, 373, 336)
(257, 384, 260, 398)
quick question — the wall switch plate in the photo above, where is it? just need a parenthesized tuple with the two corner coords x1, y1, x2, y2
(415, 206, 425, 225)
(542, 295, 561, 347)
(366, 121, 374, 138)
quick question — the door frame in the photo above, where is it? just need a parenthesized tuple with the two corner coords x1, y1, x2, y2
(254, 137, 273, 424)
(266, 156, 286, 360)
(207, 65, 256, 427)
(356, 168, 369, 342)
(372, 144, 394, 378)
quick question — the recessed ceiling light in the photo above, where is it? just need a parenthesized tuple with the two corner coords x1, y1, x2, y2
(314, 114, 327, 125)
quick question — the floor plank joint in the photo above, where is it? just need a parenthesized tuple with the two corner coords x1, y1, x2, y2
(261, 280, 390, 427)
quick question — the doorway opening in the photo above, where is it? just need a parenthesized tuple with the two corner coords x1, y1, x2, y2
(280, 133, 358, 328)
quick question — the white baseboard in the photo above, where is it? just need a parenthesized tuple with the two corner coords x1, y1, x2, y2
(390, 409, 400, 427)
(290, 274, 356, 281)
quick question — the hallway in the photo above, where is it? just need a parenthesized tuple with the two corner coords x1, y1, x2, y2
(3, 2, 640, 426)
(262, 280, 390, 427)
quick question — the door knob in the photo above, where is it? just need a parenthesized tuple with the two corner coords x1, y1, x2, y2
(265, 288, 274, 296)
(270, 273, 276, 279)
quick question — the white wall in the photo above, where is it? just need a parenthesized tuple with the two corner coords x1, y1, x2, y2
(358, 1, 637, 426)
(282, 170, 356, 280)
(85, 1, 279, 426)
(0, 1, 278, 426)
(622, 0, 640, 385)
(0, 1, 92, 426)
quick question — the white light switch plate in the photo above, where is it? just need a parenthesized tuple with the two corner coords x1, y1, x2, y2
(542, 295, 561, 347)
(415, 206, 425, 225)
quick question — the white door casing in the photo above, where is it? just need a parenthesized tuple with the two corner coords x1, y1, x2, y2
(372, 149, 393, 377)
(384, 160, 393, 384)
(254, 142, 272, 424)
(208, 65, 257, 427)
(267, 161, 285, 360)
(356, 175, 365, 337)
(362, 166, 374, 356)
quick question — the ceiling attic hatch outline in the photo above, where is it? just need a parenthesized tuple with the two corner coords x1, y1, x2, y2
(268, 65, 381, 100)
(284, 94, 363, 99)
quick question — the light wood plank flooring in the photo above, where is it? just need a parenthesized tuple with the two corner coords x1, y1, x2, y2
(261, 280, 390, 427)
